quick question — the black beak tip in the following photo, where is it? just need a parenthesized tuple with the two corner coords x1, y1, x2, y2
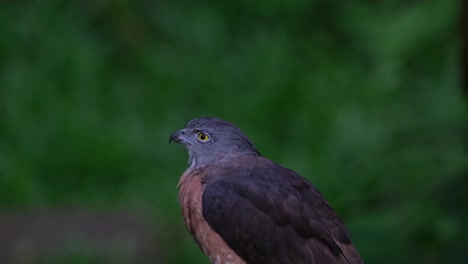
(169, 134, 176, 144)
(169, 130, 183, 144)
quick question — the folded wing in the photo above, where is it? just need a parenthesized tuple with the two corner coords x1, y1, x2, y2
(202, 160, 363, 264)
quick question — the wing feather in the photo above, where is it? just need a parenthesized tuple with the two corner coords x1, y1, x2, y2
(202, 158, 363, 264)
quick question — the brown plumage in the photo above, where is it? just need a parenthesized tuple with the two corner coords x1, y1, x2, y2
(178, 167, 246, 264)
(170, 117, 363, 264)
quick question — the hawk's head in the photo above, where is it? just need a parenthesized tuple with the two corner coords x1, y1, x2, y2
(169, 117, 260, 168)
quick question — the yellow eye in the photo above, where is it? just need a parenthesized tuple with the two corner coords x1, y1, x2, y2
(197, 132, 210, 141)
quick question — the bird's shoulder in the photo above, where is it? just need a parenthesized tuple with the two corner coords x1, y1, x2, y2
(201, 156, 341, 227)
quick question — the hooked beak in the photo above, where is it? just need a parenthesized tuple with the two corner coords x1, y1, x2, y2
(169, 129, 187, 144)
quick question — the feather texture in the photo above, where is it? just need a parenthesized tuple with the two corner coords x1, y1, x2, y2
(200, 156, 363, 264)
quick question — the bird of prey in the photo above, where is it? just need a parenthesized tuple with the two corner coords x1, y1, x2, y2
(169, 117, 363, 264)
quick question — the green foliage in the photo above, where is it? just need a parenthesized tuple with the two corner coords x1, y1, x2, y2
(0, 0, 466, 263)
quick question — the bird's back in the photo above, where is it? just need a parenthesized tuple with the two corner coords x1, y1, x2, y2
(201, 156, 363, 264)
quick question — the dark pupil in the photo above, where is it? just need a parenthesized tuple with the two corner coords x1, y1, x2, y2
(200, 133, 206, 139)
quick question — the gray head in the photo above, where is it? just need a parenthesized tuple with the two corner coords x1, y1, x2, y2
(169, 117, 260, 168)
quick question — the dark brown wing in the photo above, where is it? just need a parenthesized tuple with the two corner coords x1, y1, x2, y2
(202, 159, 363, 264)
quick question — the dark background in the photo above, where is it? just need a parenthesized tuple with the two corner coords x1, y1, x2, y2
(1, 0, 467, 263)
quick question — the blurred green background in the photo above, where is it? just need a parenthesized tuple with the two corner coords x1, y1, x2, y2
(1, 0, 467, 263)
